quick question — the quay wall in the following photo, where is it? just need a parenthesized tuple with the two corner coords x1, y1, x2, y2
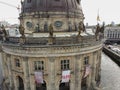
(103, 46, 120, 65)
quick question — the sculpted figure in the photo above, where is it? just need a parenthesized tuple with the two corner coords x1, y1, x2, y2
(100, 23, 105, 33)
(95, 23, 100, 35)
(78, 21, 85, 36)
(1, 25, 7, 37)
(49, 24, 53, 37)
(19, 24, 25, 37)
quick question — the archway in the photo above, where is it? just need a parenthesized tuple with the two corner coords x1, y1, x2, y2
(59, 80, 70, 90)
(36, 81, 47, 90)
(17, 76, 24, 90)
(81, 78, 87, 90)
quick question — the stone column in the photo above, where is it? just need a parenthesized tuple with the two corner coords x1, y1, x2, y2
(13, 74, 18, 90)
(48, 57, 55, 90)
(91, 52, 97, 90)
(74, 55, 81, 90)
(55, 83, 59, 90)
(30, 76, 35, 90)
(92, 52, 97, 80)
(87, 54, 93, 90)
(70, 80, 75, 90)
(7, 54, 14, 90)
(23, 57, 31, 90)
(2, 53, 8, 79)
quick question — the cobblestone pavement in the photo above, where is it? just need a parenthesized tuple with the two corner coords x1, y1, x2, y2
(101, 53, 120, 90)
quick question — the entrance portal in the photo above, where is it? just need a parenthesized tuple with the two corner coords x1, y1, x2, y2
(17, 76, 24, 90)
(59, 81, 70, 90)
(36, 81, 47, 90)
(81, 78, 87, 90)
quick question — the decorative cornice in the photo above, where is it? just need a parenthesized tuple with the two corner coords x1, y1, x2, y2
(2, 44, 102, 57)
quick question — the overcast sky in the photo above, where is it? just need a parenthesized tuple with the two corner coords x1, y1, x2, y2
(0, 0, 120, 25)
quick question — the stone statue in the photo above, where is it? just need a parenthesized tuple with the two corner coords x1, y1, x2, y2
(1, 25, 7, 41)
(1, 25, 7, 37)
(78, 21, 85, 36)
(19, 24, 26, 44)
(95, 23, 100, 35)
(95, 23, 101, 40)
(49, 24, 53, 37)
(100, 23, 105, 33)
(19, 24, 25, 37)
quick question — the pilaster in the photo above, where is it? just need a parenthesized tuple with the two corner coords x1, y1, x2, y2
(23, 57, 31, 90)
(91, 52, 97, 89)
(7, 54, 14, 90)
(74, 55, 81, 90)
(13, 75, 18, 90)
(48, 57, 55, 90)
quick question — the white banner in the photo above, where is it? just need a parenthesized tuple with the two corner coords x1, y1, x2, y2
(61, 70, 70, 83)
(83, 65, 91, 78)
(34, 72, 43, 84)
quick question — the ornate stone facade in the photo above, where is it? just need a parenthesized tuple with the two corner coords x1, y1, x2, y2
(1, 0, 102, 90)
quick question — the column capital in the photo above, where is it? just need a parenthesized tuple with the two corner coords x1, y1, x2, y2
(23, 57, 28, 61)
(7, 54, 11, 57)
(49, 57, 55, 62)
(75, 55, 80, 60)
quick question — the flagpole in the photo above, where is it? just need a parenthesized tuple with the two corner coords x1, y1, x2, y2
(97, 9, 100, 24)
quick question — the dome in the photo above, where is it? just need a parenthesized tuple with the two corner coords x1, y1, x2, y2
(22, 0, 81, 13)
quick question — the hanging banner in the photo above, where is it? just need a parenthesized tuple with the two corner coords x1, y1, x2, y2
(34, 72, 43, 84)
(61, 70, 70, 83)
(83, 65, 91, 78)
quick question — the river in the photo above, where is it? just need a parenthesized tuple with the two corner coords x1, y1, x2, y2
(101, 53, 120, 90)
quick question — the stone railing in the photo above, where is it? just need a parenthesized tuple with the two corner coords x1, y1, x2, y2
(4, 35, 96, 45)
(2, 40, 102, 57)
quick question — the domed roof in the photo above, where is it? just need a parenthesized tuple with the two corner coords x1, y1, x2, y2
(22, 0, 81, 13)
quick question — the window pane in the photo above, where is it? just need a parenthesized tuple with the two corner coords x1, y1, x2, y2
(34, 61, 44, 71)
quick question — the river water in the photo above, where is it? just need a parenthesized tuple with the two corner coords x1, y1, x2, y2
(101, 53, 120, 90)
(0, 53, 120, 90)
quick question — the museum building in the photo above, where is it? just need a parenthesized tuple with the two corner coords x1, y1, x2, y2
(1, 0, 102, 90)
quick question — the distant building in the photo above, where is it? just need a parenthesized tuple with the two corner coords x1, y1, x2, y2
(6, 28, 20, 37)
(0, 21, 10, 27)
(104, 26, 120, 44)
(111, 21, 115, 26)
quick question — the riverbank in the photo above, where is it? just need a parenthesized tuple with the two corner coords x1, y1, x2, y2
(103, 45, 120, 66)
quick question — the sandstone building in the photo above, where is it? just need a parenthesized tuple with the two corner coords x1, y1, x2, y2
(1, 0, 102, 90)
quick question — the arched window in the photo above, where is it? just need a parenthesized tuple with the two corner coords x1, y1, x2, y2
(81, 78, 87, 90)
(17, 76, 24, 90)
(59, 80, 70, 90)
(36, 81, 47, 90)
(15, 59, 20, 67)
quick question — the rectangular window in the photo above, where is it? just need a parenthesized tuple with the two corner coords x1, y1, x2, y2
(34, 61, 44, 71)
(84, 56, 89, 65)
(15, 59, 20, 67)
(61, 60, 69, 70)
